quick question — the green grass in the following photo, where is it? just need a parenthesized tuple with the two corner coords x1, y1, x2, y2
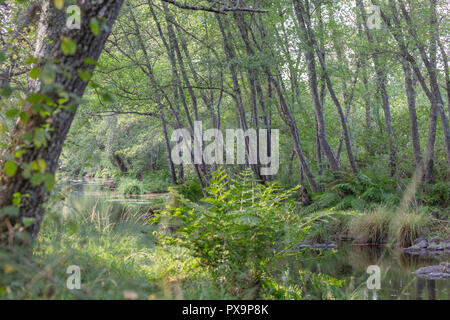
(390, 211, 432, 247)
(0, 201, 228, 300)
(348, 206, 393, 244)
(305, 204, 444, 247)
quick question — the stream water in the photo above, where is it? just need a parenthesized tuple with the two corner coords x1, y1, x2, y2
(64, 179, 450, 300)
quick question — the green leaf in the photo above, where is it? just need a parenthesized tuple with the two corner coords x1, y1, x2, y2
(4, 161, 17, 177)
(61, 37, 77, 55)
(25, 57, 38, 65)
(5, 108, 19, 118)
(29, 67, 41, 79)
(41, 66, 56, 84)
(19, 112, 29, 122)
(0, 206, 19, 218)
(90, 18, 100, 36)
(83, 58, 97, 65)
(22, 217, 35, 227)
(78, 69, 93, 82)
(44, 174, 56, 191)
(30, 172, 44, 186)
(12, 197, 20, 206)
(37, 158, 47, 173)
(101, 92, 114, 104)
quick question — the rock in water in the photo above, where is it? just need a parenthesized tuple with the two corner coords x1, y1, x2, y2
(413, 262, 450, 280)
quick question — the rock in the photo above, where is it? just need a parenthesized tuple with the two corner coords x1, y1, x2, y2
(413, 237, 427, 245)
(428, 243, 444, 251)
(403, 245, 423, 253)
(294, 243, 311, 250)
(325, 241, 338, 249)
(415, 239, 429, 248)
(430, 237, 443, 244)
(294, 240, 337, 250)
(414, 263, 450, 280)
(312, 241, 337, 250)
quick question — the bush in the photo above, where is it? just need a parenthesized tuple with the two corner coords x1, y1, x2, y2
(142, 170, 171, 193)
(152, 169, 307, 296)
(305, 171, 400, 213)
(420, 182, 450, 206)
(116, 170, 172, 194)
(177, 179, 203, 202)
(116, 177, 145, 194)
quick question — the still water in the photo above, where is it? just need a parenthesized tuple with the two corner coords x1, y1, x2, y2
(65, 179, 449, 300)
(282, 242, 450, 300)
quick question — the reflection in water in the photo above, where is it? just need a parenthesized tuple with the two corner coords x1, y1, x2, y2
(427, 280, 436, 300)
(416, 278, 425, 300)
(281, 243, 450, 300)
(59, 179, 167, 232)
(62, 180, 448, 300)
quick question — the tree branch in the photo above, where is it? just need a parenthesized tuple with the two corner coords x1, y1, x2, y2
(162, 0, 268, 14)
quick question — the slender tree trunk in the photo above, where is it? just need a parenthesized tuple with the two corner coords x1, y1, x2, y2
(403, 60, 423, 167)
(358, 0, 397, 176)
(292, 0, 339, 172)
(215, 14, 264, 181)
(158, 101, 177, 185)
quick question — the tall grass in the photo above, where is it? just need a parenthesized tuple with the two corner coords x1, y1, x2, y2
(390, 212, 431, 247)
(346, 206, 433, 246)
(0, 200, 225, 300)
(348, 206, 393, 244)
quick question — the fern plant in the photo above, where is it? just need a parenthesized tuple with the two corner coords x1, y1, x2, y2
(305, 171, 399, 212)
(152, 168, 308, 296)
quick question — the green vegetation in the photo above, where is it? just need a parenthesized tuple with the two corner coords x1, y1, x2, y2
(1, 171, 346, 300)
(0, 197, 228, 299)
(1, 0, 449, 301)
(155, 169, 306, 297)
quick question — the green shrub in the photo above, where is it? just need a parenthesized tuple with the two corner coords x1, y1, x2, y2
(177, 179, 203, 202)
(305, 171, 399, 213)
(420, 182, 450, 206)
(116, 177, 145, 194)
(142, 170, 171, 193)
(152, 168, 307, 296)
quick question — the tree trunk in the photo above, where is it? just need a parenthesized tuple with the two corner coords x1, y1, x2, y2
(0, 0, 125, 246)
(358, 0, 397, 176)
(402, 60, 423, 167)
(292, 0, 339, 172)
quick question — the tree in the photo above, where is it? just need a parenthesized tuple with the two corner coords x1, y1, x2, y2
(0, 0, 125, 246)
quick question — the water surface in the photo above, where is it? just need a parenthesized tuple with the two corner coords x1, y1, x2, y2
(64, 179, 449, 300)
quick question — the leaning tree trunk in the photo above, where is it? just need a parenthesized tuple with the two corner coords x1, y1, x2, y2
(402, 60, 423, 168)
(0, 0, 125, 247)
(358, 0, 397, 176)
(293, 0, 340, 172)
